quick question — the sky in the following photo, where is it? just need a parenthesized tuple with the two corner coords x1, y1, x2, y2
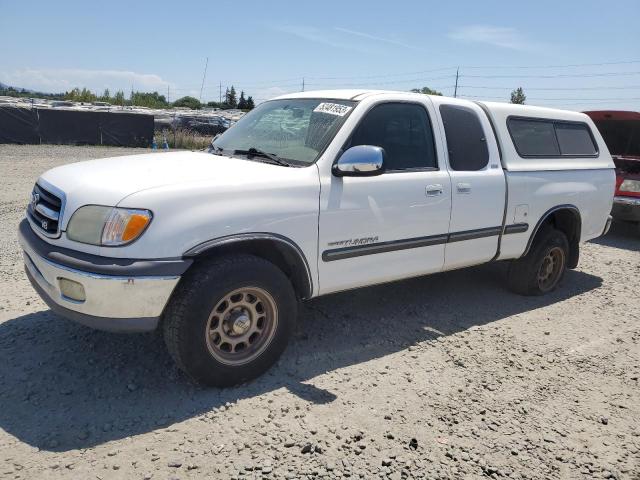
(1, 0, 639, 111)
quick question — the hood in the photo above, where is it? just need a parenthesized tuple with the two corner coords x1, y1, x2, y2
(585, 112, 640, 160)
(39, 151, 298, 228)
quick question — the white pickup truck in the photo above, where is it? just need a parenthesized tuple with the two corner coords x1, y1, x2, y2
(19, 90, 615, 386)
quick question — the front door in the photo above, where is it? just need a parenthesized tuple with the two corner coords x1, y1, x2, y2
(317, 100, 452, 295)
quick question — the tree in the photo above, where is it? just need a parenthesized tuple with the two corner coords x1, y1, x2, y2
(411, 86, 442, 96)
(64, 88, 81, 101)
(131, 91, 168, 108)
(224, 85, 237, 109)
(113, 90, 125, 106)
(510, 87, 526, 104)
(79, 87, 96, 102)
(64, 87, 97, 102)
(237, 90, 247, 110)
(246, 96, 255, 110)
(173, 96, 201, 109)
(100, 88, 111, 102)
(0, 84, 65, 100)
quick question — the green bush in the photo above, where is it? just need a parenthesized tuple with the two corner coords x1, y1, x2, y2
(172, 96, 201, 110)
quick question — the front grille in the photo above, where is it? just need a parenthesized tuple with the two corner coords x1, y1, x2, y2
(27, 183, 63, 237)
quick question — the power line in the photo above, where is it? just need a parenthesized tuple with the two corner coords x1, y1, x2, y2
(305, 66, 458, 81)
(542, 99, 640, 106)
(209, 71, 640, 90)
(461, 59, 640, 70)
(177, 60, 640, 87)
(160, 58, 640, 106)
(306, 74, 457, 88)
(459, 94, 640, 101)
(170, 68, 640, 99)
(297, 60, 640, 81)
(458, 84, 640, 91)
(462, 71, 640, 79)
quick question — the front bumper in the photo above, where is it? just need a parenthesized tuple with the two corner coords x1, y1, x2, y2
(18, 219, 190, 332)
(612, 196, 640, 223)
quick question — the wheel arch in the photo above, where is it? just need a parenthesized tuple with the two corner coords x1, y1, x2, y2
(522, 205, 582, 268)
(183, 233, 313, 299)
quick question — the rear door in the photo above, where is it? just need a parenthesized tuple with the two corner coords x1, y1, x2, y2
(436, 102, 506, 269)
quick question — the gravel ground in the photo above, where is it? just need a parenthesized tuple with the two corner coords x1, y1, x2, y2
(0, 144, 639, 480)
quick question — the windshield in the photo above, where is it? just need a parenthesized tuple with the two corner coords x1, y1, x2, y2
(211, 98, 356, 165)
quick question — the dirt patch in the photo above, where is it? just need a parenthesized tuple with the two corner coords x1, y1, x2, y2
(0, 145, 638, 479)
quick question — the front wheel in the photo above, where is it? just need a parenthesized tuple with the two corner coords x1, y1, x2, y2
(507, 227, 569, 296)
(163, 255, 297, 387)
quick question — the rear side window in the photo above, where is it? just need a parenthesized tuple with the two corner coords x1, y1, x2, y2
(555, 123, 598, 156)
(507, 119, 559, 156)
(508, 117, 598, 157)
(439, 105, 489, 171)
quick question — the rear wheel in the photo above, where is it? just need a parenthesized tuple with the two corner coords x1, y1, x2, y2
(163, 255, 297, 387)
(507, 227, 569, 296)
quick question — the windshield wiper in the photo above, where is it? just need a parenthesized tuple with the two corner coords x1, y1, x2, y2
(233, 147, 293, 167)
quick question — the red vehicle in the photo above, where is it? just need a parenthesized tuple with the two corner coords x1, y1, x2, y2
(585, 111, 640, 228)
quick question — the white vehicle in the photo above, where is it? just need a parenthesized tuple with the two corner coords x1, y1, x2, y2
(19, 90, 615, 386)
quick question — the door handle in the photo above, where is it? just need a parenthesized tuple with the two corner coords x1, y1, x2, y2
(426, 184, 443, 196)
(456, 182, 472, 194)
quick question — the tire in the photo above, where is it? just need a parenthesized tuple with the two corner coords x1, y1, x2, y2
(163, 254, 297, 387)
(507, 227, 569, 296)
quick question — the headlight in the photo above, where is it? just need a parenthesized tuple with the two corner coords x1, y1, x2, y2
(619, 179, 640, 193)
(67, 206, 152, 246)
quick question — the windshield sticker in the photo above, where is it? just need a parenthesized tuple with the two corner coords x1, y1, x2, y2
(313, 103, 352, 117)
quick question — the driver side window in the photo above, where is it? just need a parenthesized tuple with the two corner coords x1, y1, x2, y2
(349, 102, 438, 171)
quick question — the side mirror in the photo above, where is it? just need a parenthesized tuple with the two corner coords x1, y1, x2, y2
(333, 145, 385, 177)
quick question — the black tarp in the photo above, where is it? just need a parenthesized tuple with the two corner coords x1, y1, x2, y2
(0, 106, 154, 147)
(99, 112, 153, 147)
(0, 107, 39, 144)
(37, 109, 100, 145)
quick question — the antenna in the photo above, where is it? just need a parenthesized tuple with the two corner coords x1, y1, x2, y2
(199, 57, 209, 103)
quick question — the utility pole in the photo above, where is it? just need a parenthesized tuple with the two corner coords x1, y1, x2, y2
(219, 81, 222, 104)
(454, 67, 459, 98)
(167, 85, 170, 103)
(302, 77, 305, 92)
(199, 57, 209, 103)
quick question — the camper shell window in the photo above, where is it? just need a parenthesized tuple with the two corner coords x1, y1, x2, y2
(507, 116, 598, 158)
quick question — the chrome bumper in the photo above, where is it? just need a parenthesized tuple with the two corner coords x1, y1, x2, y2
(19, 234, 180, 333)
(612, 196, 640, 223)
(613, 196, 640, 207)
